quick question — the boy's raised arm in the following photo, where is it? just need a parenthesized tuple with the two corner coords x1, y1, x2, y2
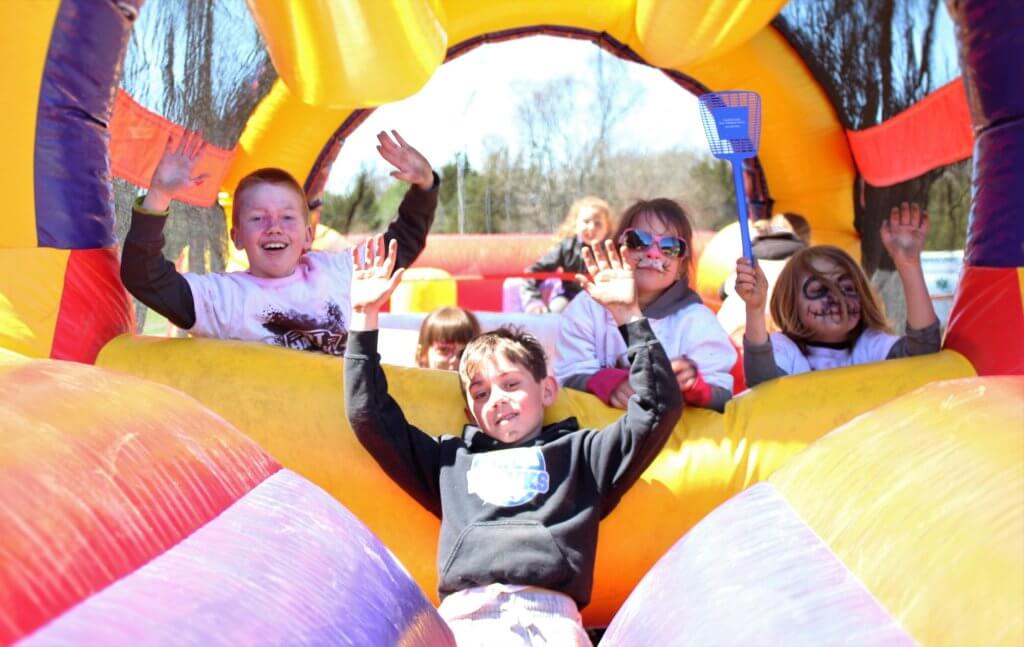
(576, 242, 683, 505)
(376, 130, 439, 270)
(120, 132, 209, 330)
(344, 235, 443, 516)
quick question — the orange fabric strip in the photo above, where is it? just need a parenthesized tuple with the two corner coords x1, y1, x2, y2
(846, 77, 974, 187)
(109, 89, 236, 207)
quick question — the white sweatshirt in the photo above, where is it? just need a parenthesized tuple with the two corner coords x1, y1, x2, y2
(555, 286, 736, 393)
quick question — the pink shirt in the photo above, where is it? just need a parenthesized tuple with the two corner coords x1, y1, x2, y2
(184, 251, 353, 355)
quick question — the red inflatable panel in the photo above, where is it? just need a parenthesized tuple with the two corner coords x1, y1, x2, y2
(0, 357, 280, 643)
(411, 232, 713, 311)
(944, 266, 1024, 375)
(50, 248, 133, 363)
(412, 234, 553, 276)
(847, 78, 974, 187)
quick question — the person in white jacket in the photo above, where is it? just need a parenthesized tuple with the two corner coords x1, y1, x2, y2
(556, 198, 737, 412)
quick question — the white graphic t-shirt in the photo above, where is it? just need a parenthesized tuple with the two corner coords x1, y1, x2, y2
(184, 250, 353, 355)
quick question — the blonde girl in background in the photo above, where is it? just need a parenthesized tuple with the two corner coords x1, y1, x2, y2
(522, 197, 614, 314)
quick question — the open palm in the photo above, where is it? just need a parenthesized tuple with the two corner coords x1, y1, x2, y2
(151, 130, 209, 195)
(881, 202, 929, 266)
(351, 235, 404, 313)
(377, 130, 433, 190)
(577, 241, 638, 316)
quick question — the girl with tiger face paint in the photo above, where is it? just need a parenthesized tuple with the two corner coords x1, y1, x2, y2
(735, 202, 940, 386)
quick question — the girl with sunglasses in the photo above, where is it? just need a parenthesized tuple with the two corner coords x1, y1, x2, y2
(736, 202, 939, 387)
(555, 198, 737, 412)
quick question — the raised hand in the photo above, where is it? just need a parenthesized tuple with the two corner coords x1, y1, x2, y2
(882, 202, 938, 331)
(576, 240, 642, 325)
(735, 257, 768, 311)
(144, 130, 209, 211)
(377, 130, 434, 190)
(881, 202, 929, 268)
(351, 235, 405, 316)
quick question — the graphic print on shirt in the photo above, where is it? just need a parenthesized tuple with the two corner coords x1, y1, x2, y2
(261, 301, 348, 355)
(466, 447, 550, 507)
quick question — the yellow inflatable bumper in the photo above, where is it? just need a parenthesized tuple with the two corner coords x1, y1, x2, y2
(97, 334, 973, 624)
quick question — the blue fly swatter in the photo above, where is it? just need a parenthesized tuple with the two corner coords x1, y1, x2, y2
(698, 91, 762, 262)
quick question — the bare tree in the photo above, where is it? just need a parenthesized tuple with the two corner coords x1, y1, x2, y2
(320, 168, 377, 234)
(332, 40, 735, 239)
(779, 0, 947, 274)
(511, 48, 646, 232)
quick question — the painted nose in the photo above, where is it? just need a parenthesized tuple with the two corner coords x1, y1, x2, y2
(645, 245, 664, 259)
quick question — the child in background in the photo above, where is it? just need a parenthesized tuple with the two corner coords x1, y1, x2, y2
(522, 196, 614, 314)
(416, 306, 482, 371)
(121, 130, 438, 355)
(737, 202, 940, 387)
(556, 198, 737, 412)
(344, 235, 682, 645)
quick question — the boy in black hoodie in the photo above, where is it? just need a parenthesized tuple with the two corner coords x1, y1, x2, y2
(344, 236, 683, 645)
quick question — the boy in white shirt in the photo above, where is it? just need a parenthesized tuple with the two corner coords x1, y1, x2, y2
(121, 130, 437, 355)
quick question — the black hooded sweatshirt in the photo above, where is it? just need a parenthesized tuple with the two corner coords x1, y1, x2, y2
(343, 318, 682, 608)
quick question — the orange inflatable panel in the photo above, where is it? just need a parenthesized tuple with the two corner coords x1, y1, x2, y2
(109, 89, 235, 207)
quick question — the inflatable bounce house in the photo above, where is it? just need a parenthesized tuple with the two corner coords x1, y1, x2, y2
(1, 1, 1021, 644)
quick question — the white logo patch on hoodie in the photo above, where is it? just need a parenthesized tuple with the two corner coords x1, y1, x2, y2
(466, 447, 550, 507)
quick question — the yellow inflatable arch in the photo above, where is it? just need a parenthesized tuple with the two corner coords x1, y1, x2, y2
(229, 0, 857, 255)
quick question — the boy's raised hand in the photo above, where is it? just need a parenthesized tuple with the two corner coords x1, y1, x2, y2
(881, 202, 929, 268)
(143, 130, 210, 212)
(735, 257, 768, 311)
(377, 130, 434, 191)
(577, 240, 642, 326)
(351, 235, 405, 318)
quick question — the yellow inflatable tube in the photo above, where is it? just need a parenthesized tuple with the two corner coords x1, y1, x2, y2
(96, 335, 973, 624)
(635, 0, 789, 69)
(247, 0, 448, 108)
(1, 0, 57, 249)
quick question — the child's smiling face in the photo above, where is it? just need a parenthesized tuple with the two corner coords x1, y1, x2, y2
(465, 352, 557, 445)
(231, 183, 312, 279)
(797, 256, 862, 343)
(623, 212, 684, 303)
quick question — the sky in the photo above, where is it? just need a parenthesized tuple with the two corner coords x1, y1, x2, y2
(326, 12, 961, 195)
(326, 36, 706, 194)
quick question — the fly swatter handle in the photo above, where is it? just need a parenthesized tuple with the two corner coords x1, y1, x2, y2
(731, 162, 754, 262)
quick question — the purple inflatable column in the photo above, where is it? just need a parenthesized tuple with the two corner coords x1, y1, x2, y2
(942, 0, 1024, 375)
